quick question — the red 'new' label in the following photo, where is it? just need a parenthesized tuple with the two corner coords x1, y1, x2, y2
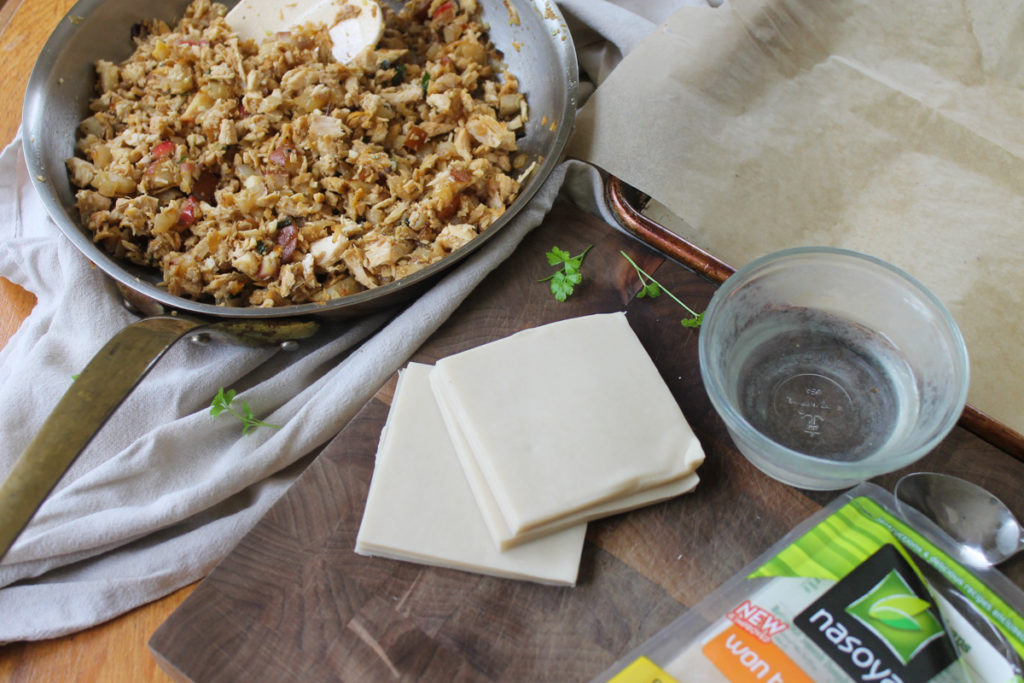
(728, 600, 790, 643)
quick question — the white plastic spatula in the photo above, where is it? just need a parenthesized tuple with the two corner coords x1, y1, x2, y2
(227, 0, 384, 64)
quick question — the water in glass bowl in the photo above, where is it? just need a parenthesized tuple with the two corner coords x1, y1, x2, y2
(729, 306, 919, 462)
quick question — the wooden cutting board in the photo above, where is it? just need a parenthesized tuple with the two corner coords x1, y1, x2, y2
(148, 199, 1024, 682)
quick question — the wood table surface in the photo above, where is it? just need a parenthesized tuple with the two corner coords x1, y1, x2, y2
(0, 1, 195, 681)
(2, 1, 1023, 681)
(147, 198, 1024, 681)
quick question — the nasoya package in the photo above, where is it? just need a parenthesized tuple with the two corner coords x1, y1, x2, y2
(595, 483, 1024, 683)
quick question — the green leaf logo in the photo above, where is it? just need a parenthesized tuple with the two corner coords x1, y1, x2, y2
(867, 595, 931, 631)
(846, 570, 944, 665)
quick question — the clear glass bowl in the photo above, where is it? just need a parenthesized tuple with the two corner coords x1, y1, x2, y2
(699, 247, 969, 490)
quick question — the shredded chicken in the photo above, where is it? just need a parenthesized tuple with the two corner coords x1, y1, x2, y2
(67, 0, 529, 307)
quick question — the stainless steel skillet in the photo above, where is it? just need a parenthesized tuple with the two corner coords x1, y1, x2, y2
(1, 0, 578, 559)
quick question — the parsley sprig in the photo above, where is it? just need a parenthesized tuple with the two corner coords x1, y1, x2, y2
(621, 251, 704, 328)
(210, 387, 281, 435)
(540, 245, 592, 302)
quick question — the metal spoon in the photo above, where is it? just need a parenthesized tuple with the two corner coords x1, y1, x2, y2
(894, 472, 1024, 567)
(227, 0, 383, 64)
(895, 472, 1024, 676)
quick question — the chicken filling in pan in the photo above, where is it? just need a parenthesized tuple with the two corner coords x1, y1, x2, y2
(66, 0, 531, 307)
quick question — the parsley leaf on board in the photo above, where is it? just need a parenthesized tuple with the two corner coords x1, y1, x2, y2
(620, 251, 704, 327)
(539, 245, 593, 302)
(210, 387, 281, 435)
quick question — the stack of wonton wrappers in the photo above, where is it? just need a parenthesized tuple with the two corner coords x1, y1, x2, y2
(568, 0, 1024, 440)
(355, 313, 704, 585)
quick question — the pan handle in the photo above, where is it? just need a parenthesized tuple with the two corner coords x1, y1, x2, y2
(0, 315, 207, 562)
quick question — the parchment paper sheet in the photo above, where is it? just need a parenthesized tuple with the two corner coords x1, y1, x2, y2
(569, 0, 1024, 436)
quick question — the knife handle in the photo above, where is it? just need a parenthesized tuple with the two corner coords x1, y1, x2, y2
(0, 316, 206, 562)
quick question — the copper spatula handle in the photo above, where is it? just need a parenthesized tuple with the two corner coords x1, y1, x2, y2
(0, 316, 206, 562)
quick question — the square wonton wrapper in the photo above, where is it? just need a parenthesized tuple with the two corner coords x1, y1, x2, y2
(355, 363, 586, 586)
(429, 312, 705, 540)
(436, 389, 700, 549)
